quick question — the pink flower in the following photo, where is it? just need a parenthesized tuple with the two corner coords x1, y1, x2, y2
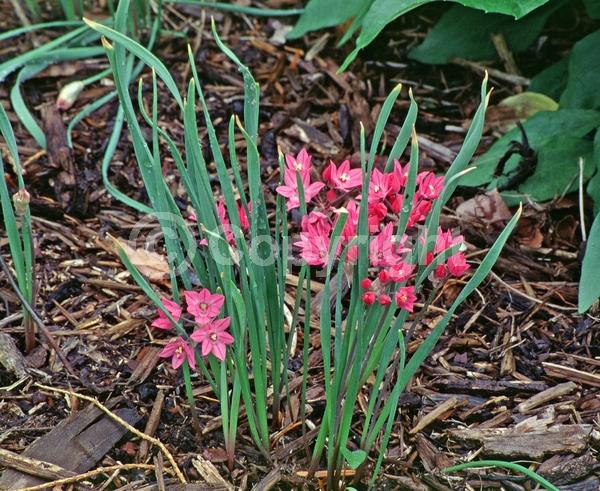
(378, 294, 392, 306)
(285, 148, 312, 181)
(387, 261, 415, 283)
(341, 200, 359, 243)
(151, 298, 182, 330)
(362, 291, 376, 305)
(368, 169, 391, 203)
(407, 199, 432, 227)
(369, 223, 400, 267)
(159, 337, 196, 370)
(295, 230, 331, 267)
(185, 289, 225, 325)
(190, 317, 234, 361)
(216, 200, 235, 244)
(368, 202, 388, 233)
(393, 160, 409, 188)
(434, 228, 464, 254)
(416, 172, 444, 200)
(301, 211, 331, 237)
(395, 286, 417, 312)
(276, 168, 325, 211)
(238, 202, 251, 231)
(447, 253, 469, 277)
(389, 193, 403, 214)
(323, 160, 362, 191)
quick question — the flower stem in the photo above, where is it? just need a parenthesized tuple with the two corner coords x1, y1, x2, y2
(182, 360, 202, 442)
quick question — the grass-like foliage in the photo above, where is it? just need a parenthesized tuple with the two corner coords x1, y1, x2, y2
(0, 105, 35, 351)
(84, 0, 521, 485)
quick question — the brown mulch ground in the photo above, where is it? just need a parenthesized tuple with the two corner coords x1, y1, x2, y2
(1, 1, 599, 490)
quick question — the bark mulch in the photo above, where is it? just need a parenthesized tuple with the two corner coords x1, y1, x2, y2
(0, 1, 598, 490)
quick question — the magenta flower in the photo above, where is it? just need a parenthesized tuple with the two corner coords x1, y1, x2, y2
(295, 230, 332, 267)
(447, 253, 469, 277)
(285, 148, 312, 181)
(386, 261, 415, 283)
(276, 167, 325, 211)
(151, 297, 182, 330)
(416, 172, 444, 200)
(323, 160, 362, 191)
(395, 286, 417, 312)
(369, 223, 400, 267)
(393, 160, 409, 188)
(341, 200, 359, 244)
(190, 317, 234, 361)
(368, 202, 388, 233)
(407, 199, 432, 227)
(238, 202, 251, 231)
(216, 200, 235, 245)
(185, 289, 225, 325)
(368, 168, 391, 203)
(159, 337, 196, 369)
(301, 211, 331, 237)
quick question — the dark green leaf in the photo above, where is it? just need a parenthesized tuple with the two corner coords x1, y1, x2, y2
(409, 2, 564, 64)
(584, 0, 600, 19)
(579, 213, 600, 312)
(560, 29, 600, 110)
(340, 0, 553, 70)
(529, 57, 569, 100)
(288, 0, 372, 39)
(515, 135, 594, 201)
(585, 128, 600, 212)
(462, 109, 600, 187)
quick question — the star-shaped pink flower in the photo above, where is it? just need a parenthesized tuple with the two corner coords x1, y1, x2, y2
(185, 289, 225, 325)
(151, 297, 181, 330)
(190, 317, 234, 361)
(323, 160, 362, 191)
(158, 337, 196, 369)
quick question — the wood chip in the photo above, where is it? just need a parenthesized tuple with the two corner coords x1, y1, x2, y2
(449, 424, 597, 459)
(410, 397, 467, 434)
(543, 362, 600, 388)
(516, 381, 579, 413)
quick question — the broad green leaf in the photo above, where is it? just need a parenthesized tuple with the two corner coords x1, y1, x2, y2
(408, 2, 564, 64)
(584, 0, 600, 19)
(529, 57, 569, 100)
(288, 0, 372, 39)
(560, 29, 600, 110)
(340, 0, 552, 70)
(586, 129, 600, 213)
(462, 110, 600, 187)
(579, 213, 600, 312)
(341, 447, 367, 469)
(514, 135, 594, 202)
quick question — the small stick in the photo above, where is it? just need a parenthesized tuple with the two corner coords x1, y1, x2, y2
(578, 157, 587, 242)
(0, 448, 76, 480)
(138, 389, 165, 462)
(34, 383, 186, 484)
(0, 255, 77, 378)
(18, 463, 163, 491)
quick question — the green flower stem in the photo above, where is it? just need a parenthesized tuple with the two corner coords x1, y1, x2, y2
(182, 360, 202, 442)
(443, 460, 559, 491)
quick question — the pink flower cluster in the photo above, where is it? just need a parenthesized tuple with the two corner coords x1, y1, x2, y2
(153, 288, 234, 368)
(276, 149, 470, 310)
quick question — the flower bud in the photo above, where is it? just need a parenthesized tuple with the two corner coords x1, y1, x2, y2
(378, 270, 390, 284)
(12, 188, 30, 216)
(57, 81, 85, 111)
(378, 294, 391, 306)
(360, 277, 372, 289)
(362, 291, 376, 305)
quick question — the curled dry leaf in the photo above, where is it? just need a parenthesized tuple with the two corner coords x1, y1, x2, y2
(113, 238, 170, 284)
(456, 189, 512, 226)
